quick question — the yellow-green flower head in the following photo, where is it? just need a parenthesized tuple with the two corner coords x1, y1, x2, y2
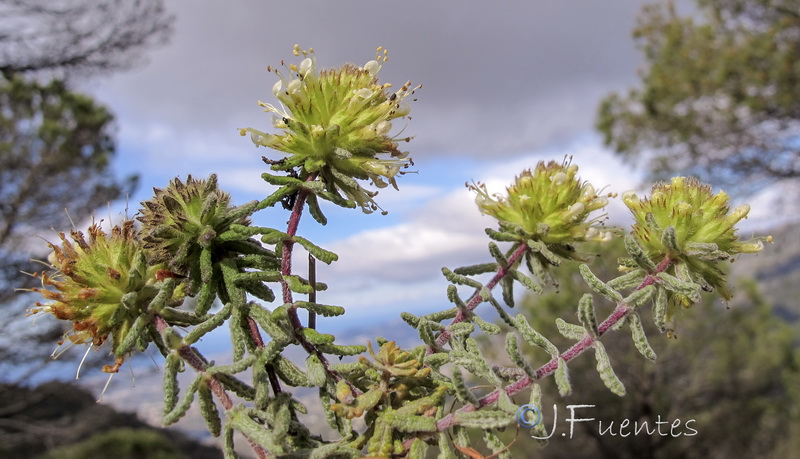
(623, 177, 771, 300)
(28, 221, 160, 373)
(240, 45, 420, 213)
(470, 159, 613, 258)
(138, 174, 251, 278)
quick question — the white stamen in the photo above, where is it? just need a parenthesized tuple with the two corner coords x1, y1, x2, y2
(76, 345, 92, 380)
(145, 348, 160, 371)
(52, 339, 77, 360)
(128, 363, 136, 387)
(98, 373, 114, 402)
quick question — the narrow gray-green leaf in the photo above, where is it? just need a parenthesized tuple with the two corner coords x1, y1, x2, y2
(162, 352, 180, 415)
(293, 236, 338, 264)
(496, 388, 518, 414)
(184, 302, 233, 345)
(306, 354, 327, 386)
(305, 193, 328, 226)
(442, 267, 483, 288)
(657, 272, 701, 301)
(653, 287, 668, 332)
(408, 438, 429, 459)
(528, 383, 548, 445)
(624, 284, 656, 309)
(485, 228, 520, 242)
(223, 425, 235, 459)
(513, 314, 559, 356)
(454, 410, 515, 429)
(163, 375, 202, 425)
(274, 355, 312, 387)
(510, 269, 543, 294)
(606, 269, 647, 290)
(451, 368, 479, 406)
(453, 262, 498, 276)
(198, 382, 222, 437)
(527, 239, 561, 266)
(555, 358, 571, 396)
(473, 314, 501, 335)
(317, 343, 367, 356)
(578, 293, 598, 337)
(488, 242, 508, 266)
(661, 226, 679, 253)
(505, 333, 534, 377)
(579, 264, 623, 303)
(502, 276, 515, 308)
(483, 430, 511, 459)
(448, 322, 475, 338)
(437, 432, 457, 459)
(594, 342, 626, 396)
(382, 413, 437, 432)
(624, 233, 657, 271)
(294, 300, 345, 317)
(555, 318, 585, 340)
(300, 328, 335, 345)
(628, 312, 657, 361)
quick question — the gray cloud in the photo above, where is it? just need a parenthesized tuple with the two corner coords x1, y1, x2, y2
(86, 0, 651, 169)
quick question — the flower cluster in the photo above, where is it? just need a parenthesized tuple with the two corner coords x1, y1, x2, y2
(470, 159, 613, 259)
(240, 45, 420, 212)
(28, 221, 160, 373)
(623, 177, 770, 300)
(138, 174, 251, 278)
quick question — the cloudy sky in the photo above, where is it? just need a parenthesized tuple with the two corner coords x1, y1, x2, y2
(78, 1, 660, 330)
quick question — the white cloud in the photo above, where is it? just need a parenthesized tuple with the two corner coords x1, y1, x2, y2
(303, 138, 640, 316)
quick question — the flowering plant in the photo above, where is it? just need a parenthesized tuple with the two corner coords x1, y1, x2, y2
(28, 46, 770, 458)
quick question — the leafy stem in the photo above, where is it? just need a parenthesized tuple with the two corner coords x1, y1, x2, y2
(433, 243, 530, 348)
(276, 173, 362, 395)
(152, 315, 269, 459)
(435, 255, 673, 432)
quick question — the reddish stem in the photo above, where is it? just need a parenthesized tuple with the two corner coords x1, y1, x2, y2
(435, 256, 673, 432)
(279, 174, 362, 395)
(434, 243, 529, 348)
(153, 315, 268, 458)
